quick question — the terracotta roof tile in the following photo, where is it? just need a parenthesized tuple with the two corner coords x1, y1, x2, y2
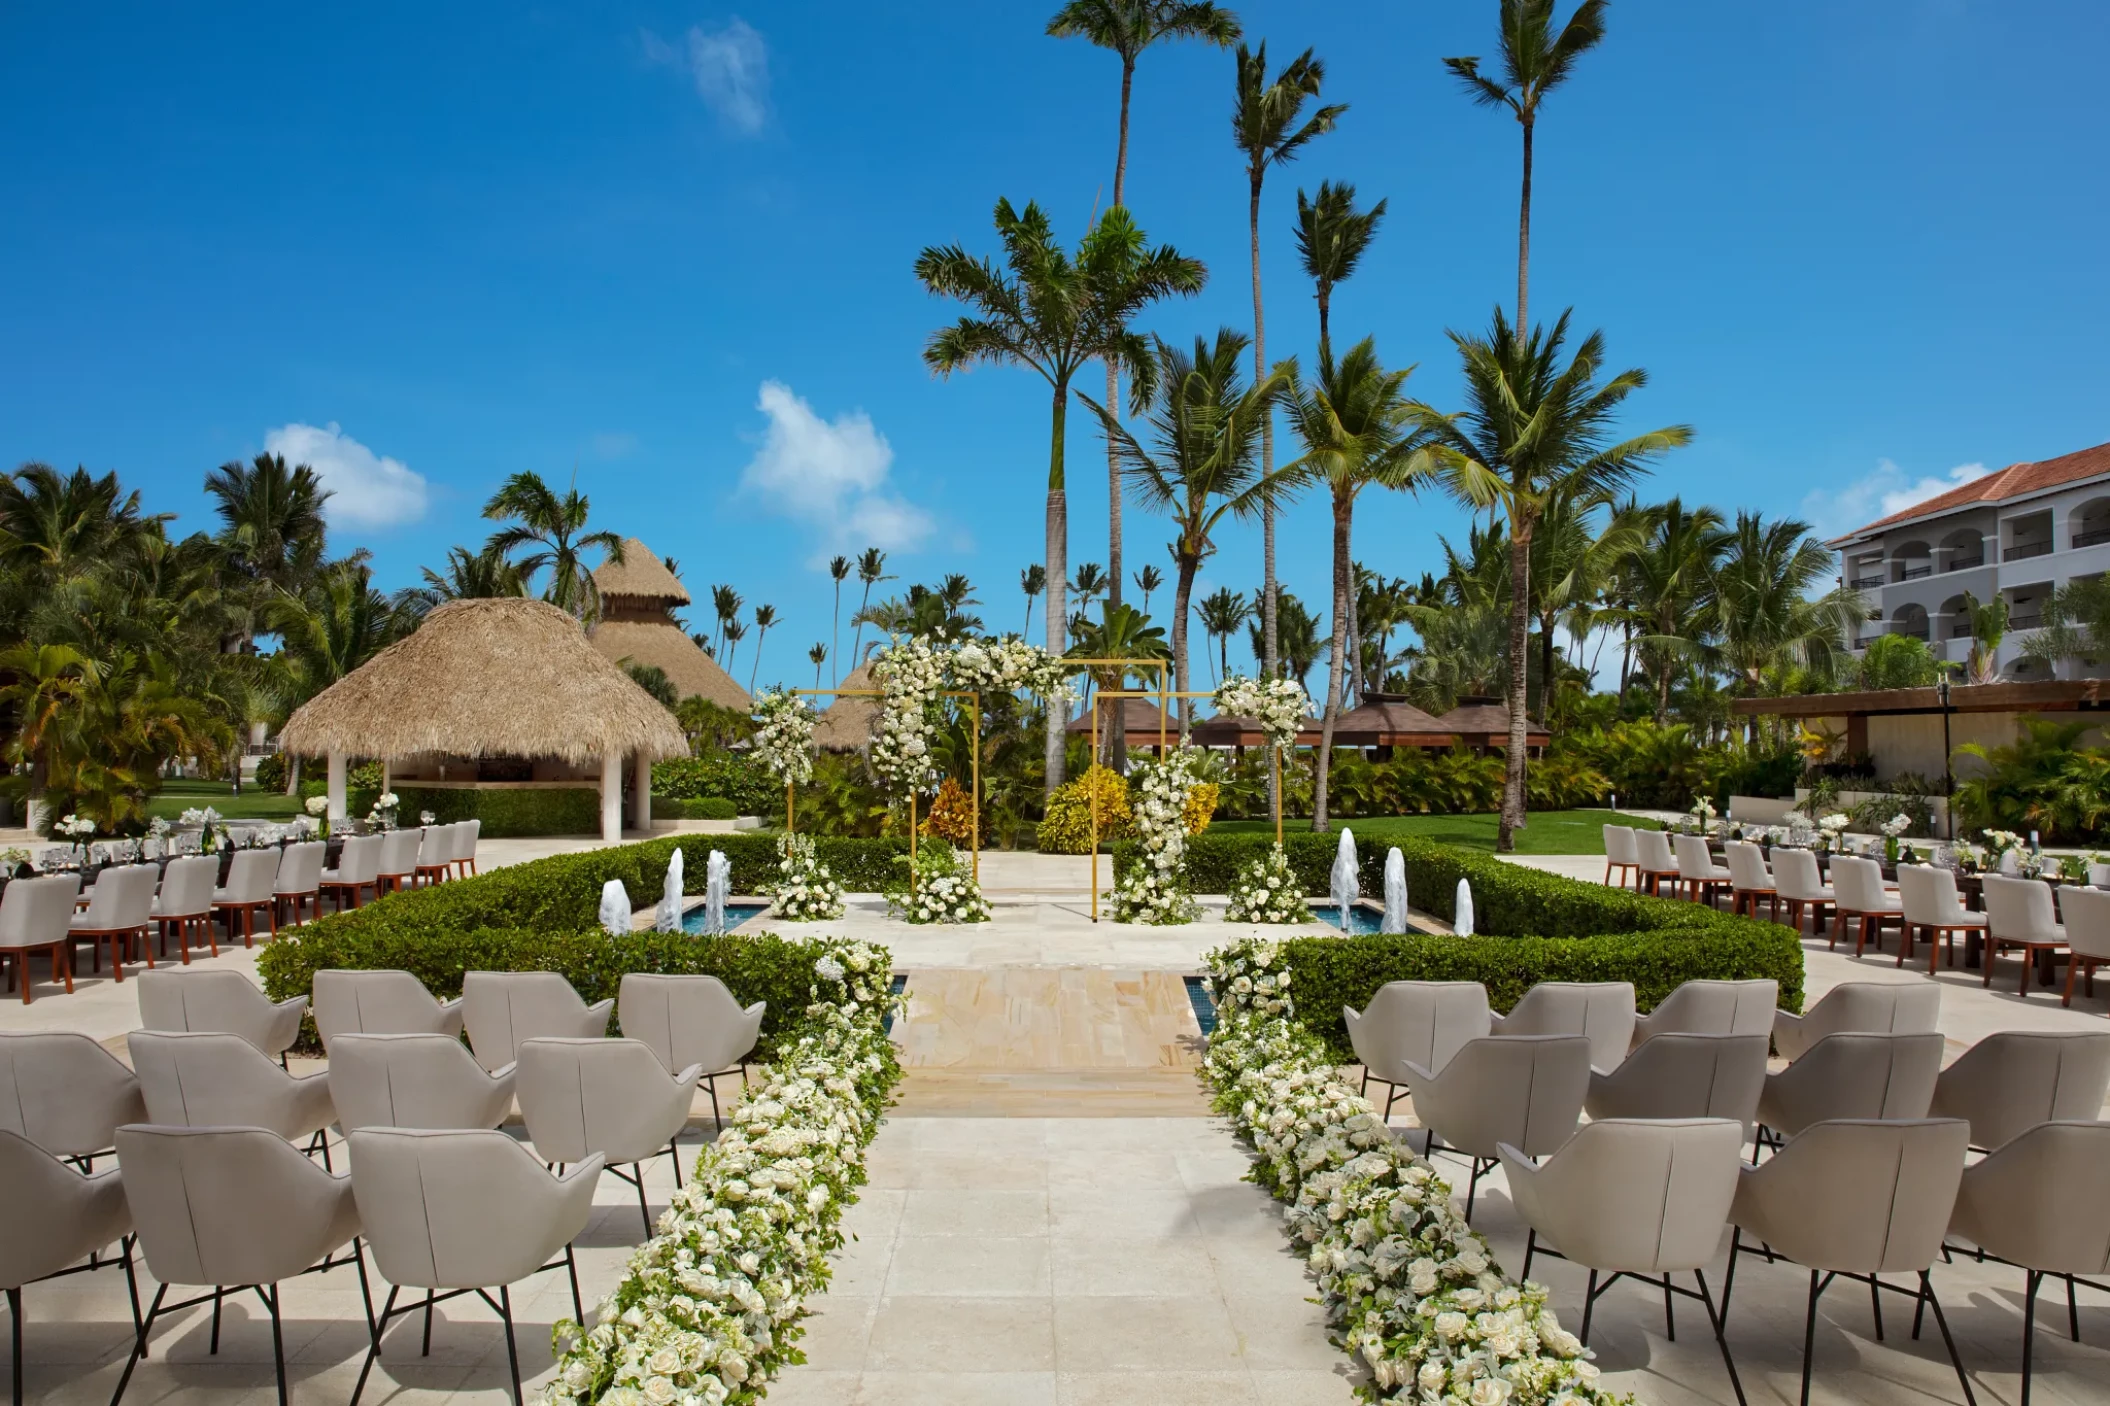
(1832, 441, 2110, 543)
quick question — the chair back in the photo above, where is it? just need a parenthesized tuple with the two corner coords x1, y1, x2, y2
(128, 1030, 325, 1139)
(1587, 1033, 1768, 1134)
(1801, 980, 1942, 1045)
(415, 827, 449, 868)
(1602, 826, 1638, 865)
(1770, 847, 1826, 902)
(328, 1033, 514, 1132)
(115, 1124, 359, 1288)
(1950, 1121, 2110, 1276)
(517, 1036, 696, 1165)
(1762, 1032, 1944, 1138)
(151, 856, 218, 919)
(1414, 1034, 1592, 1159)
(0, 1129, 131, 1288)
(458, 819, 481, 865)
(1634, 829, 1675, 872)
(1634, 979, 1777, 1044)
(618, 973, 764, 1075)
(375, 830, 422, 878)
(80, 864, 158, 928)
(462, 971, 612, 1072)
(1897, 864, 1972, 926)
(1491, 981, 1636, 1073)
(0, 875, 80, 947)
(218, 849, 277, 903)
(136, 967, 305, 1055)
(1724, 841, 1771, 891)
(1671, 833, 1719, 879)
(2058, 883, 2110, 960)
(1830, 856, 1888, 911)
(1732, 1119, 1968, 1273)
(274, 841, 326, 896)
(1344, 981, 1491, 1084)
(1513, 1118, 1744, 1274)
(348, 1127, 601, 1290)
(0, 1031, 145, 1156)
(1929, 1030, 2110, 1151)
(312, 969, 461, 1048)
(330, 834, 384, 885)
(1983, 874, 2060, 941)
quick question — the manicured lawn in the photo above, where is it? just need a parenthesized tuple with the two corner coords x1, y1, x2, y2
(1206, 809, 1660, 856)
(144, 778, 307, 822)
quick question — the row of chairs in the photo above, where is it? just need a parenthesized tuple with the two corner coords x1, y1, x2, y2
(0, 966, 761, 1405)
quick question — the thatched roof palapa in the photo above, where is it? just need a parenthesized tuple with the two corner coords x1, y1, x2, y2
(588, 539, 750, 710)
(279, 597, 689, 765)
(593, 536, 690, 605)
(813, 664, 880, 751)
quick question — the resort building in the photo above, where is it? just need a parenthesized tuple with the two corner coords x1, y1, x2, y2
(588, 538, 751, 709)
(1830, 439, 2110, 678)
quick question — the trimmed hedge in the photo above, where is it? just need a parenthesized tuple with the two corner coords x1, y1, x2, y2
(391, 785, 601, 838)
(652, 795, 740, 820)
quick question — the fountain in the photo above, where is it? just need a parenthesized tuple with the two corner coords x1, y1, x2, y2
(704, 850, 732, 934)
(1330, 828, 1360, 930)
(1381, 848, 1408, 933)
(598, 878, 630, 936)
(655, 847, 685, 932)
(1454, 878, 1475, 937)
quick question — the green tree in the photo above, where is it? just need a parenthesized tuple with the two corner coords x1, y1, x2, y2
(1856, 632, 1941, 690)
(268, 561, 411, 705)
(481, 472, 624, 622)
(0, 464, 158, 583)
(916, 199, 1204, 794)
(851, 548, 891, 666)
(828, 554, 852, 679)
(749, 604, 778, 692)
(1068, 603, 1169, 764)
(1293, 180, 1386, 359)
(1957, 589, 2010, 684)
(1132, 563, 1163, 615)
(396, 544, 526, 620)
(1197, 587, 1252, 685)
(0, 642, 95, 829)
(808, 641, 829, 689)
(709, 584, 744, 659)
(1699, 511, 1859, 693)
(1020, 564, 1046, 637)
(1626, 499, 1728, 721)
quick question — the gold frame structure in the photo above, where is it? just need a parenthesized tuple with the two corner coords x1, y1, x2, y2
(789, 687, 982, 894)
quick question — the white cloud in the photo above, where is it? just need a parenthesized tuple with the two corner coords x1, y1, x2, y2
(643, 18, 770, 134)
(262, 421, 427, 529)
(1801, 457, 1992, 539)
(739, 380, 933, 558)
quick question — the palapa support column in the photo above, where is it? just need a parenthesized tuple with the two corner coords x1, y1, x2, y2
(600, 750, 624, 843)
(632, 752, 653, 831)
(327, 752, 349, 822)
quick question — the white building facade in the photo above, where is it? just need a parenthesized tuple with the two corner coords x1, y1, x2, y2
(1829, 441, 2110, 679)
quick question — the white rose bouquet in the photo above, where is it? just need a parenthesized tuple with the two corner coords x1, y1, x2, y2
(767, 833, 846, 921)
(1110, 746, 1205, 925)
(1225, 843, 1312, 924)
(750, 689, 818, 786)
(1214, 675, 1309, 750)
(304, 795, 330, 817)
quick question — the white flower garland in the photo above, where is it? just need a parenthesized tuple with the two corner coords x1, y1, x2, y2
(947, 637, 1076, 701)
(546, 941, 899, 1406)
(1111, 745, 1205, 925)
(1225, 844, 1313, 924)
(904, 870, 992, 924)
(867, 638, 948, 792)
(768, 833, 846, 921)
(1202, 939, 1626, 1406)
(1215, 675, 1310, 749)
(751, 690, 817, 786)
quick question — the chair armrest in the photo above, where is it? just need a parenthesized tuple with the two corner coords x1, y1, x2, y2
(672, 1063, 706, 1095)
(585, 998, 615, 1034)
(437, 998, 466, 1041)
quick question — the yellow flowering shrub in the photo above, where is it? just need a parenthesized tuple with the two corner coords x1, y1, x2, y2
(1035, 765, 1131, 853)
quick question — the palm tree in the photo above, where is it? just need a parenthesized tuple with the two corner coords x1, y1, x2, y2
(0, 464, 159, 582)
(1232, 42, 1344, 685)
(1084, 329, 1291, 729)
(1198, 587, 1251, 685)
(710, 584, 744, 657)
(808, 642, 828, 689)
(0, 642, 95, 831)
(828, 554, 852, 680)
(205, 454, 332, 649)
(1699, 512, 1858, 695)
(917, 199, 1205, 794)
(1626, 499, 1727, 722)
(396, 544, 526, 620)
(1958, 589, 2010, 683)
(1418, 308, 1691, 850)
(749, 604, 778, 692)
(1021, 564, 1047, 637)
(1133, 563, 1163, 615)
(1070, 562, 1109, 621)
(1293, 180, 1386, 358)
(481, 471, 624, 622)
(1047, 0, 1242, 617)
(722, 619, 747, 674)
(851, 548, 890, 665)
(1067, 603, 1170, 765)
(1248, 588, 1322, 690)
(268, 562, 410, 705)
(1442, 0, 1609, 331)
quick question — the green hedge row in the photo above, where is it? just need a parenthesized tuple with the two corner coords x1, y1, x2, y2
(652, 796, 740, 820)
(391, 785, 602, 838)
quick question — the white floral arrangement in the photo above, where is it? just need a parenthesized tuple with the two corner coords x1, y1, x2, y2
(768, 833, 846, 921)
(1200, 938, 1624, 1406)
(1225, 844, 1314, 924)
(178, 806, 222, 828)
(867, 638, 947, 792)
(369, 791, 402, 829)
(903, 869, 992, 924)
(1981, 828, 2023, 858)
(545, 939, 901, 1406)
(1880, 812, 1912, 839)
(304, 795, 330, 817)
(1686, 796, 1717, 834)
(946, 637, 1075, 702)
(54, 813, 96, 840)
(1817, 812, 1850, 835)
(1110, 745, 1206, 925)
(751, 689, 818, 786)
(1214, 675, 1310, 749)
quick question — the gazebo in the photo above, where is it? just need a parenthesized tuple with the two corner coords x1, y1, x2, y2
(278, 597, 689, 842)
(587, 538, 751, 709)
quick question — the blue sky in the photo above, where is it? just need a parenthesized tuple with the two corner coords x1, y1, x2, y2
(4, 1, 2106, 690)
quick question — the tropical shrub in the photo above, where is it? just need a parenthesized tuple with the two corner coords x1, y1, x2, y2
(919, 777, 981, 845)
(653, 751, 777, 815)
(252, 752, 289, 792)
(1952, 717, 2110, 841)
(1036, 764, 1131, 852)
(391, 784, 600, 838)
(1857, 632, 1941, 689)
(652, 795, 739, 821)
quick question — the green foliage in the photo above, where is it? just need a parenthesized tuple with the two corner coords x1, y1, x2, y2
(1856, 632, 1941, 689)
(388, 784, 598, 837)
(252, 752, 288, 793)
(1036, 765, 1131, 852)
(1952, 717, 2110, 841)
(652, 751, 777, 814)
(651, 795, 739, 820)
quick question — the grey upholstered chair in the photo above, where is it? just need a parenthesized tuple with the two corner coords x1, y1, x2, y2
(211, 849, 280, 946)
(0, 1031, 144, 1161)
(312, 969, 466, 1050)
(1755, 1032, 1944, 1154)
(1633, 829, 1680, 897)
(1502, 1118, 1746, 1403)
(1770, 847, 1836, 936)
(373, 829, 423, 896)
(1602, 825, 1639, 889)
(1586, 1033, 1769, 1137)
(1399, 1033, 1592, 1222)
(411, 827, 452, 886)
(452, 819, 482, 878)
(1342, 980, 1492, 1117)
(462, 971, 613, 1072)
(2061, 883, 2110, 1006)
(1630, 979, 1777, 1048)
(517, 1036, 702, 1237)
(1831, 856, 1903, 957)
(135, 967, 307, 1063)
(1896, 863, 1987, 974)
(1772, 979, 1940, 1062)
(1490, 981, 1636, 1073)
(0, 874, 81, 1003)
(129, 1031, 335, 1154)
(0, 1130, 137, 1406)
(272, 841, 327, 927)
(1724, 840, 1778, 920)
(1672, 833, 1733, 906)
(1948, 1119, 2110, 1404)
(1929, 1030, 2110, 1152)
(348, 1127, 600, 1406)
(149, 855, 218, 962)
(67, 864, 158, 982)
(617, 973, 764, 1125)
(320, 834, 384, 911)
(328, 1033, 516, 1134)
(1724, 1118, 1973, 1406)
(1982, 874, 2071, 997)
(111, 1124, 366, 1406)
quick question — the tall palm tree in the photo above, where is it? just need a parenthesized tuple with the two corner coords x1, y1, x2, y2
(1197, 587, 1252, 685)
(749, 604, 778, 692)
(1958, 589, 2010, 684)
(828, 554, 852, 681)
(1232, 42, 1344, 687)
(917, 199, 1205, 794)
(0, 463, 159, 582)
(1247, 588, 1322, 690)
(1293, 180, 1386, 358)
(850, 548, 890, 665)
(1626, 499, 1727, 722)
(1067, 603, 1170, 764)
(1133, 563, 1163, 615)
(1021, 564, 1047, 637)
(1047, 0, 1241, 617)
(722, 619, 746, 674)
(1699, 512, 1858, 694)
(808, 642, 829, 690)
(709, 584, 743, 658)
(1418, 308, 1690, 850)
(1083, 329, 1291, 730)
(205, 453, 331, 590)
(268, 562, 410, 704)
(395, 544, 527, 620)
(481, 471, 624, 622)
(1070, 562, 1109, 620)
(0, 642, 95, 831)
(1442, 0, 1609, 331)
(1280, 337, 1433, 829)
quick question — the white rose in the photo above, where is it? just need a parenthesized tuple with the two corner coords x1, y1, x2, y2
(1470, 1378, 1511, 1406)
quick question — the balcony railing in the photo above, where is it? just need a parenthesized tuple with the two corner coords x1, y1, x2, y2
(2007, 541, 2053, 561)
(1894, 626, 1930, 640)
(2011, 613, 2044, 630)
(2075, 528, 2110, 549)
(1849, 576, 1885, 590)
(1944, 555, 1985, 571)
(1950, 621, 1973, 637)
(1897, 564, 1933, 580)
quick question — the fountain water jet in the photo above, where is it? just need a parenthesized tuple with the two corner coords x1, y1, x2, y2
(1381, 848, 1408, 933)
(1330, 828, 1359, 930)
(1454, 879, 1475, 937)
(703, 850, 731, 934)
(655, 847, 685, 932)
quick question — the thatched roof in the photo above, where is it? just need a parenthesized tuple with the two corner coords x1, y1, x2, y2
(1065, 697, 1175, 737)
(813, 664, 879, 751)
(593, 538, 689, 605)
(279, 598, 689, 765)
(591, 620, 751, 710)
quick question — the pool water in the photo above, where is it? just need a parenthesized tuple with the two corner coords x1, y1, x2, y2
(681, 902, 771, 933)
(1310, 902, 1387, 935)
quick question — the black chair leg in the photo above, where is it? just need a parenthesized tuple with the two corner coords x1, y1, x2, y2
(1800, 1269, 1822, 1406)
(1522, 1228, 1536, 1281)
(1720, 1227, 1741, 1323)
(2069, 1273, 2081, 1342)
(499, 1284, 524, 1406)
(267, 1282, 287, 1406)
(210, 1286, 223, 1353)
(108, 1281, 168, 1406)
(1581, 1269, 1599, 1346)
(1918, 1271, 1978, 1406)
(422, 1291, 435, 1355)
(636, 1168, 654, 1238)
(10, 1285, 21, 1406)
(120, 1236, 143, 1349)
(351, 1284, 400, 1406)
(1694, 1269, 1747, 1406)
(1664, 1273, 1676, 1342)
(566, 1244, 584, 1327)
(1871, 1274, 1885, 1341)
(2023, 1269, 2039, 1406)
(669, 1138, 683, 1190)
